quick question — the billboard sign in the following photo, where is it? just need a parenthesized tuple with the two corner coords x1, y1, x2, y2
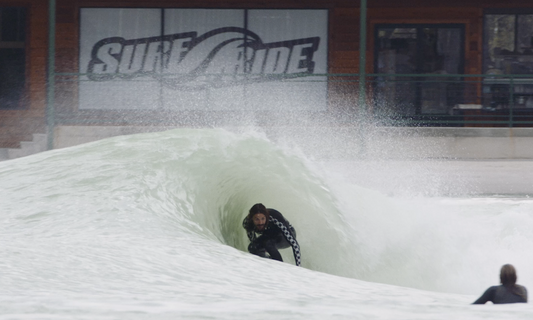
(79, 9, 328, 111)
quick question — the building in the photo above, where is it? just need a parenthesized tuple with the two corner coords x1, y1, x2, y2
(2, 0, 533, 156)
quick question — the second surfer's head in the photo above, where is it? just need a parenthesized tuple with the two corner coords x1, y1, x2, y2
(500, 264, 517, 287)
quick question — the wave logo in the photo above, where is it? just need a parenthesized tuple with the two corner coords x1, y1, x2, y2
(87, 27, 321, 91)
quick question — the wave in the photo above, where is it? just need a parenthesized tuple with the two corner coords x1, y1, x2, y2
(0, 129, 357, 274)
(2, 128, 533, 297)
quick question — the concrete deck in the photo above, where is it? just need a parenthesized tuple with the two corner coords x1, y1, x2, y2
(322, 160, 533, 196)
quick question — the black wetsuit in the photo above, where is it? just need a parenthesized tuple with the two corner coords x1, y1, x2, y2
(243, 209, 301, 266)
(473, 285, 528, 304)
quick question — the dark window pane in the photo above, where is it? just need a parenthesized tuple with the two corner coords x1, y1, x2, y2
(484, 14, 516, 73)
(1, 7, 26, 42)
(0, 7, 26, 109)
(517, 15, 533, 53)
(0, 48, 25, 108)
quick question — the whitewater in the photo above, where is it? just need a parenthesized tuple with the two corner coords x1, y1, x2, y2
(1, 128, 533, 319)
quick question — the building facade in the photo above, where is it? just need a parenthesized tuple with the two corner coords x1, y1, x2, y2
(1, 0, 533, 149)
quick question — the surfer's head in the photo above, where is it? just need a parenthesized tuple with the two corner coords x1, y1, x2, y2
(500, 264, 517, 287)
(247, 203, 270, 231)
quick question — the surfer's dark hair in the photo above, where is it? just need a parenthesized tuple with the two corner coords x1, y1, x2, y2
(500, 264, 517, 287)
(245, 203, 270, 231)
(500, 264, 527, 300)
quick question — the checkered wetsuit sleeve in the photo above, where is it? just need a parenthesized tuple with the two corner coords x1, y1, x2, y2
(270, 217, 301, 266)
(243, 217, 255, 242)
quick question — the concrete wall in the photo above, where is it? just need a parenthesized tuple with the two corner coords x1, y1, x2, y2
(53, 125, 533, 160)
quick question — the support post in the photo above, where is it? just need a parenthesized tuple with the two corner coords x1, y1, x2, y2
(359, 0, 367, 115)
(46, 0, 56, 150)
(358, 0, 368, 157)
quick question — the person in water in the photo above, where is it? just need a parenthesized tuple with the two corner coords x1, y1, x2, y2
(242, 203, 301, 266)
(473, 264, 528, 304)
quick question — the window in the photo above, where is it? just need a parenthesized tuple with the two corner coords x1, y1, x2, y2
(0, 7, 26, 109)
(484, 13, 533, 74)
(374, 24, 464, 115)
(483, 11, 533, 109)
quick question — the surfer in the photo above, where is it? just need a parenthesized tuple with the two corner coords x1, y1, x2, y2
(242, 203, 301, 266)
(472, 264, 528, 304)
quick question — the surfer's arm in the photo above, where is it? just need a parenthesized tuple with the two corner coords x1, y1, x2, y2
(472, 286, 496, 304)
(288, 235, 301, 267)
(270, 217, 301, 266)
(243, 217, 255, 242)
(247, 230, 255, 242)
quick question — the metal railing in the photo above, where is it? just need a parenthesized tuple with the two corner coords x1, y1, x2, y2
(47, 71, 533, 131)
(371, 74, 533, 127)
(332, 73, 533, 127)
